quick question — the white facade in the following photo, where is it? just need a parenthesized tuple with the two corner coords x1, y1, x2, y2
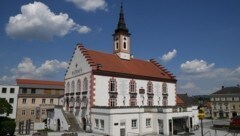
(94, 75, 176, 107)
(47, 107, 69, 131)
(92, 106, 199, 136)
(0, 85, 19, 119)
(64, 46, 92, 128)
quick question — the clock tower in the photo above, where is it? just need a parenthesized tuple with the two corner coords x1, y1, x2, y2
(113, 3, 131, 60)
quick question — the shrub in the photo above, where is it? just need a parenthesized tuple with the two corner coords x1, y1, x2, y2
(0, 117, 16, 136)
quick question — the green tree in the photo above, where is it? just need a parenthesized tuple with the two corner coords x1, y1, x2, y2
(0, 98, 12, 116)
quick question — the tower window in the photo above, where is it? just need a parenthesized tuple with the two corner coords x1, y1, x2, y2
(123, 42, 127, 49)
(116, 42, 119, 50)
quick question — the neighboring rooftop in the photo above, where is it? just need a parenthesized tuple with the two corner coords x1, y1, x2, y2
(16, 79, 64, 89)
(212, 85, 240, 95)
(177, 93, 198, 106)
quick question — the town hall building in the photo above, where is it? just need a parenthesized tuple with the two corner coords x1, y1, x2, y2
(63, 4, 199, 136)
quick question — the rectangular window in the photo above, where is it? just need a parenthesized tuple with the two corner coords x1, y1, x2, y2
(2, 88, 7, 93)
(210, 98, 214, 101)
(100, 120, 104, 130)
(131, 119, 137, 129)
(10, 88, 15, 93)
(42, 99, 46, 104)
(95, 119, 99, 128)
(31, 89, 36, 94)
(22, 98, 26, 104)
(22, 88, 27, 94)
(146, 118, 151, 127)
(50, 99, 54, 104)
(22, 110, 26, 116)
(32, 98, 35, 104)
(42, 109, 46, 115)
(109, 98, 117, 107)
(31, 110, 35, 115)
(9, 98, 14, 104)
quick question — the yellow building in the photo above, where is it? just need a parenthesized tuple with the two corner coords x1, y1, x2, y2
(16, 79, 64, 132)
(210, 85, 240, 119)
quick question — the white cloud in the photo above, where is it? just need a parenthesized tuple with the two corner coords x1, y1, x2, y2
(11, 57, 36, 74)
(180, 59, 215, 73)
(5, 2, 91, 40)
(66, 0, 108, 12)
(178, 66, 240, 95)
(77, 25, 91, 34)
(0, 57, 68, 84)
(160, 49, 177, 62)
(180, 82, 199, 90)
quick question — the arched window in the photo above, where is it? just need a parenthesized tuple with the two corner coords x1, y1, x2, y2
(66, 82, 70, 93)
(71, 81, 75, 93)
(162, 82, 167, 94)
(77, 79, 81, 92)
(123, 42, 127, 49)
(129, 80, 136, 93)
(109, 78, 117, 92)
(83, 78, 88, 92)
(147, 81, 153, 93)
(116, 42, 119, 49)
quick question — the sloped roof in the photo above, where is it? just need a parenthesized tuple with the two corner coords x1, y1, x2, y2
(212, 86, 240, 95)
(77, 45, 176, 82)
(16, 79, 64, 87)
(176, 95, 185, 105)
(177, 93, 198, 106)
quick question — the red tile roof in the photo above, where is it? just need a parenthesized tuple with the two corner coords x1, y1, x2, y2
(16, 79, 64, 86)
(176, 95, 185, 105)
(76, 44, 176, 82)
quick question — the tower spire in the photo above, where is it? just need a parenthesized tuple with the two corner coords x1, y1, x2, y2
(113, 3, 131, 60)
(115, 2, 129, 33)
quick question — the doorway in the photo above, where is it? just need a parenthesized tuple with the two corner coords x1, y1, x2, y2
(57, 119, 60, 131)
(158, 119, 164, 134)
(82, 117, 86, 131)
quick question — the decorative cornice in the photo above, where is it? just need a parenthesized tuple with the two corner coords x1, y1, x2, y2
(93, 70, 177, 83)
(149, 59, 176, 80)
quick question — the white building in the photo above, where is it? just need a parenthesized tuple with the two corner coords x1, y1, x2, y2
(63, 4, 199, 136)
(0, 85, 19, 119)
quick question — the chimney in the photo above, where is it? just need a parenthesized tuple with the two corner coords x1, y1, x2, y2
(222, 86, 224, 89)
(237, 84, 240, 88)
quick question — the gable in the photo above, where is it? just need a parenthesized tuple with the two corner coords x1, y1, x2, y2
(65, 44, 92, 79)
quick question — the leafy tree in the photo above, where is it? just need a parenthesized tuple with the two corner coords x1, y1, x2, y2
(0, 98, 12, 116)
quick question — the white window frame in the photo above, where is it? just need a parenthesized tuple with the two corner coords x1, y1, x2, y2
(146, 118, 151, 128)
(100, 120, 104, 130)
(22, 110, 26, 116)
(31, 110, 35, 115)
(22, 98, 26, 104)
(131, 119, 137, 129)
(95, 119, 99, 129)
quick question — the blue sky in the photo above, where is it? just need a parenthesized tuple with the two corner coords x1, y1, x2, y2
(0, 0, 240, 95)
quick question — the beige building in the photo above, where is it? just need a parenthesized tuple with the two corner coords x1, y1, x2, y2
(210, 85, 240, 119)
(16, 79, 64, 129)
